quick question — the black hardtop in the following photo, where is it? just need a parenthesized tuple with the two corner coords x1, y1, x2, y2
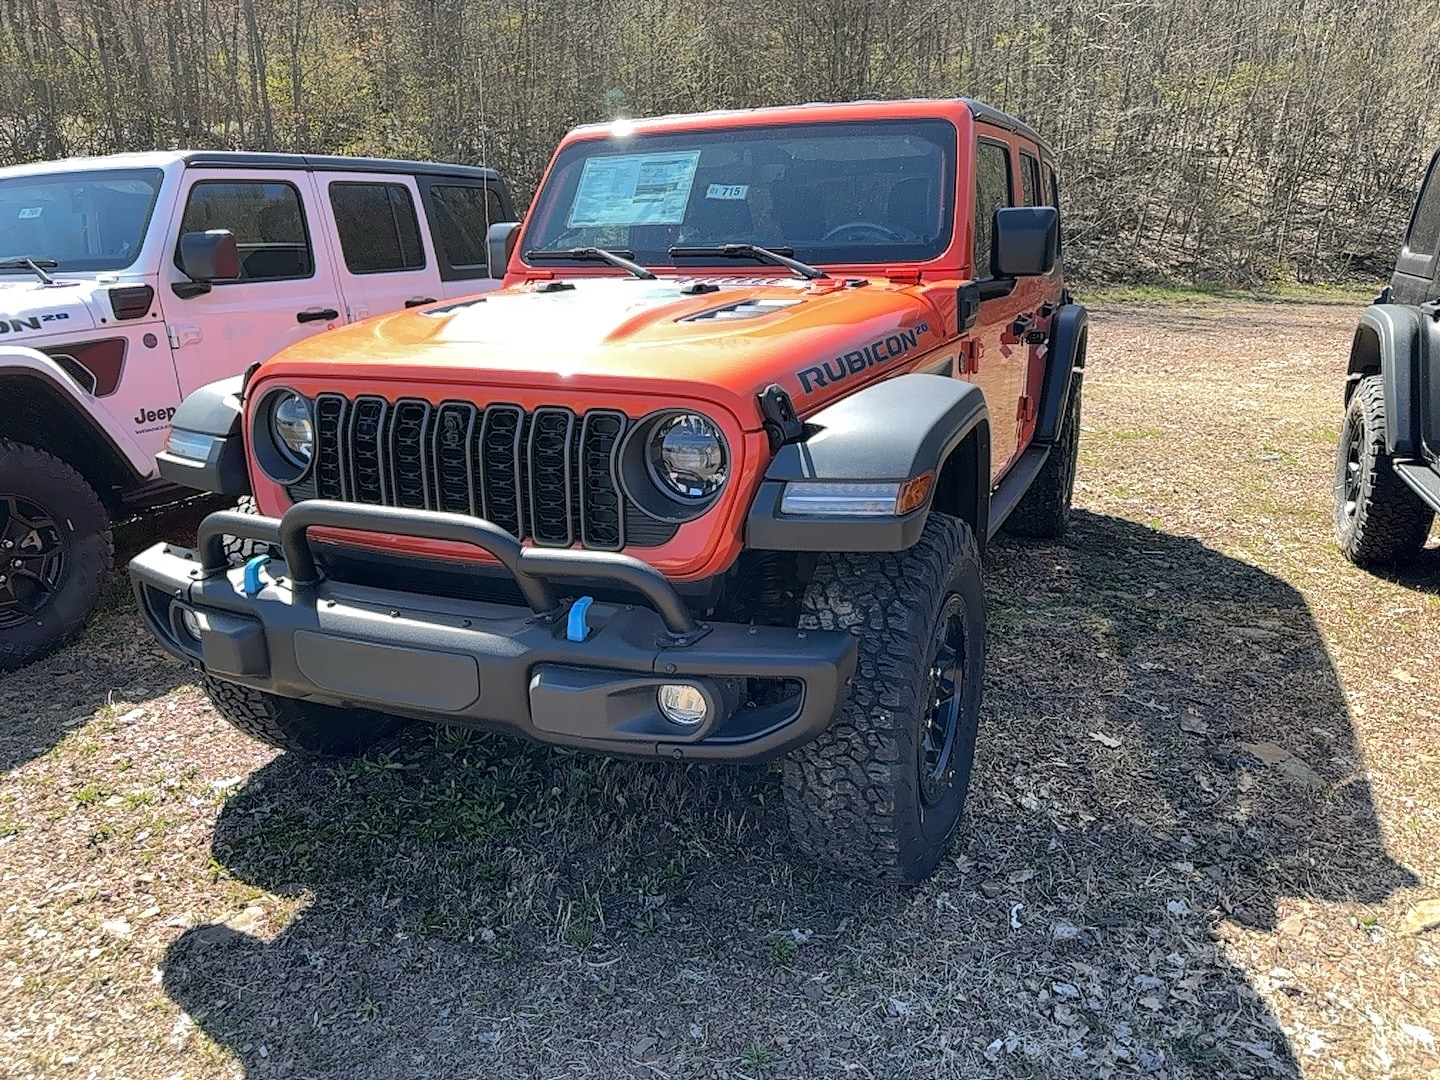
(179, 150, 503, 183)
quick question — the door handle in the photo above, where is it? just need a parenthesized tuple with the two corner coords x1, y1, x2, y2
(297, 307, 339, 324)
(1011, 314, 1035, 337)
(404, 296, 437, 308)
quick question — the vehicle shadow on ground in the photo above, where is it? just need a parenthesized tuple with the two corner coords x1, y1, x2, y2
(161, 510, 1416, 1078)
(0, 496, 222, 771)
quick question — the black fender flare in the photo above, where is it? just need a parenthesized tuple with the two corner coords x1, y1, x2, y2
(746, 373, 991, 552)
(1344, 304, 1435, 456)
(1034, 302, 1088, 444)
(156, 374, 251, 495)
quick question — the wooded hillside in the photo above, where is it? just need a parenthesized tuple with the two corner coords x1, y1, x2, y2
(3, 0, 1439, 283)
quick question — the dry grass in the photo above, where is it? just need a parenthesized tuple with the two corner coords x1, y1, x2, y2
(2, 295, 1439, 1079)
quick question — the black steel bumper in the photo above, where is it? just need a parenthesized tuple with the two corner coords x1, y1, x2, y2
(128, 501, 857, 762)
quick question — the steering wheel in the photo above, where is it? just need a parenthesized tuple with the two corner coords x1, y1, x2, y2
(821, 220, 905, 243)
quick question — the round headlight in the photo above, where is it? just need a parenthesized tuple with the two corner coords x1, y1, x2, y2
(648, 413, 727, 500)
(271, 392, 313, 467)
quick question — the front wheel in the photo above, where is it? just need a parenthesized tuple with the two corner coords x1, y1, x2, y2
(783, 514, 985, 883)
(0, 440, 113, 673)
(203, 676, 406, 755)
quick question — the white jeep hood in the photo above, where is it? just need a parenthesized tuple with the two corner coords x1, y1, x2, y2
(0, 277, 101, 343)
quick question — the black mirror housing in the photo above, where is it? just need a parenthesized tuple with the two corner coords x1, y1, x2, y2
(178, 230, 241, 283)
(993, 207, 1059, 278)
(487, 222, 521, 279)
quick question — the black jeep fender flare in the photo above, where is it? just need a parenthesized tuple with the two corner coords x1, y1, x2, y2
(746, 373, 991, 553)
(1344, 304, 1440, 457)
(1035, 302, 1088, 444)
(156, 373, 252, 495)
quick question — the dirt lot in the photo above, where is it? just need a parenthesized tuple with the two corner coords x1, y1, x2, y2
(2, 296, 1438, 1079)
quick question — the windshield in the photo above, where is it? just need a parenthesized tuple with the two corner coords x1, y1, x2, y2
(523, 119, 957, 268)
(0, 168, 164, 273)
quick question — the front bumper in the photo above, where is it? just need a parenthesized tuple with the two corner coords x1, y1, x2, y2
(129, 501, 857, 762)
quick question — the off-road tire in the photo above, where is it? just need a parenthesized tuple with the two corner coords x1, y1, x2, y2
(1004, 372, 1083, 539)
(1334, 375, 1433, 567)
(0, 440, 113, 673)
(222, 495, 275, 566)
(783, 514, 985, 883)
(203, 676, 406, 755)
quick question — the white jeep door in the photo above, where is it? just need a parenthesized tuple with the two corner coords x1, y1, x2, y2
(161, 169, 345, 398)
(313, 173, 446, 323)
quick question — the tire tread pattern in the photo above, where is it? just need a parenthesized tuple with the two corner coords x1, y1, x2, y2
(203, 675, 404, 756)
(1334, 375, 1433, 567)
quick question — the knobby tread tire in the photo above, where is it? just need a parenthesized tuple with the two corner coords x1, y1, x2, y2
(222, 495, 275, 566)
(1004, 372, 1083, 539)
(0, 439, 113, 673)
(1334, 375, 1433, 567)
(783, 514, 985, 883)
(203, 675, 405, 756)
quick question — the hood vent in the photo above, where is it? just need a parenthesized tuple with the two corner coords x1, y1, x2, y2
(681, 298, 801, 323)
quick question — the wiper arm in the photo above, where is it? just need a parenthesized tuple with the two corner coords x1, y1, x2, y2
(526, 247, 656, 280)
(0, 256, 57, 285)
(668, 243, 828, 281)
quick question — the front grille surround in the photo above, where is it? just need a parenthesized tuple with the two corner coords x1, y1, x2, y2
(297, 393, 676, 550)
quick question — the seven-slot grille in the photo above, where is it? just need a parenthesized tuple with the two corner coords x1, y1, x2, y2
(305, 394, 631, 549)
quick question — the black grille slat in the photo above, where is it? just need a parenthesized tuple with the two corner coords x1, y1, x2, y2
(348, 396, 389, 505)
(579, 410, 626, 550)
(479, 405, 524, 537)
(528, 407, 575, 547)
(314, 394, 349, 500)
(302, 395, 668, 549)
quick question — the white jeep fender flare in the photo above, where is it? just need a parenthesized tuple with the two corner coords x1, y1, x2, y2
(0, 345, 154, 479)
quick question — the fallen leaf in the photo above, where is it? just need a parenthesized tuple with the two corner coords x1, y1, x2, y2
(1278, 757, 1324, 789)
(100, 918, 132, 940)
(1008, 868, 1036, 884)
(1178, 715, 1209, 735)
(1090, 731, 1122, 749)
(1241, 741, 1291, 765)
(1237, 771, 1256, 792)
(1166, 900, 1191, 917)
(1398, 899, 1440, 936)
(1400, 1023, 1436, 1049)
(1390, 668, 1417, 684)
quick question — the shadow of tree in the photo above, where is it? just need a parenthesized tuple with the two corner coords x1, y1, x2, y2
(161, 511, 1416, 1077)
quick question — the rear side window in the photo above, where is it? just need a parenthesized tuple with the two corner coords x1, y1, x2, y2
(430, 184, 507, 270)
(1020, 152, 1041, 206)
(179, 181, 313, 282)
(1042, 162, 1060, 208)
(329, 181, 425, 274)
(1405, 159, 1440, 258)
(972, 141, 1014, 277)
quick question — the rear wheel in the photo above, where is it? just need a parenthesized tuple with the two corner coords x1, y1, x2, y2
(0, 440, 113, 673)
(1334, 375, 1433, 567)
(203, 676, 406, 755)
(1005, 371, 1083, 539)
(783, 514, 985, 883)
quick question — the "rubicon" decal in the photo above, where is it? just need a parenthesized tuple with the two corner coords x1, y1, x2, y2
(797, 322, 929, 393)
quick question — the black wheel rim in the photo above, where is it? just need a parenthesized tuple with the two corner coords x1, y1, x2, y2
(1339, 410, 1365, 525)
(0, 494, 67, 630)
(920, 594, 968, 807)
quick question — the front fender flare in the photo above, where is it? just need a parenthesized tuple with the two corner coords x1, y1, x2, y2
(746, 373, 990, 552)
(156, 374, 251, 495)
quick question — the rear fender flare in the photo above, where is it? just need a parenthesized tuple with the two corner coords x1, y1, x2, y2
(1345, 305, 1425, 455)
(1035, 302, 1088, 443)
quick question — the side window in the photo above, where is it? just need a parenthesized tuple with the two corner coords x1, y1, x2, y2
(430, 184, 507, 271)
(329, 181, 425, 274)
(1042, 162, 1060, 208)
(1405, 159, 1440, 258)
(178, 181, 313, 282)
(972, 140, 1014, 277)
(1020, 152, 1041, 206)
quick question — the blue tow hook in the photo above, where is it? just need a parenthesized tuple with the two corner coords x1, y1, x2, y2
(566, 596, 594, 642)
(242, 554, 272, 598)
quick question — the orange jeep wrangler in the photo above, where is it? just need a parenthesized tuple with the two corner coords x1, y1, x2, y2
(131, 99, 1088, 882)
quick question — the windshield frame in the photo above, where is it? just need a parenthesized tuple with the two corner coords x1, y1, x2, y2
(520, 118, 959, 273)
(0, 167, 166, 274)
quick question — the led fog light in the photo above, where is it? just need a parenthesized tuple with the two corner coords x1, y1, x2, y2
(177, 606, 202, 641)
(657, 683, 708, 726)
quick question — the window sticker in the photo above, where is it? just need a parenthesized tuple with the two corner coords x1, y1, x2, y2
(18, 207, 41, 219)
(705, 184, 748, 201)
(567, 151, 701, 228)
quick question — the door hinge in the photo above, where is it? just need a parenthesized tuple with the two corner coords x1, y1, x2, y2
(960, 340, 982, 375)
(166, 323, 202, 349)
(1017, 395, 1036, 423)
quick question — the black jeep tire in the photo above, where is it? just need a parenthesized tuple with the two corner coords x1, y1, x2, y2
(1334, 375, 1433, 567)
(1004, 372, 1083, 540)
(783, 514, 985, 883)
(203, 675, 406, 755)
(222, 495, 275, 566)
(0, 440, 113, 674)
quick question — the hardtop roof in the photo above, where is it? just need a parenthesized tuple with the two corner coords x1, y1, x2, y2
(0, 149, 501, 183)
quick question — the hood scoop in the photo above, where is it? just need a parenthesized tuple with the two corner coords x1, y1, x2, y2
(681, 297, 802, 323)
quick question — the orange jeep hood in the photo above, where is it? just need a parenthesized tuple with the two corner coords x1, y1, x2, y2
(260, 275, 950, 425)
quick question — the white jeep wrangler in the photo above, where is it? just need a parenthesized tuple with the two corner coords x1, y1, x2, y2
(0, 150, 515, 671)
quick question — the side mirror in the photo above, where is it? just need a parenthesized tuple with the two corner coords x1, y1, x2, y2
(487, 221, 521, 279)
(993, 207, 1059, 277)
(178, 229, 240, 283)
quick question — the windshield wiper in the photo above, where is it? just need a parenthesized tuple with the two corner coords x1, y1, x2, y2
(0, 256, 57, 285)
(668, 244, 828, 281)
(526, 247, 656, 280)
